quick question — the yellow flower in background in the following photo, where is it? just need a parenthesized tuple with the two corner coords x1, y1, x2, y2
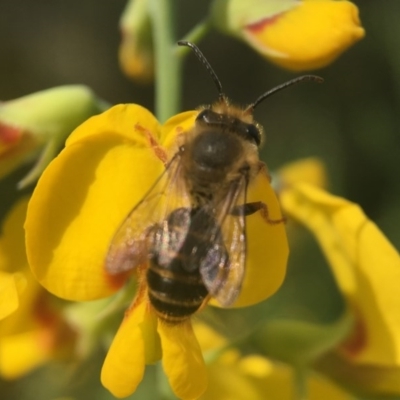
(212, 0, 365, 71)
(119, 0, 154, 83)
(0, 271, 26, 321)
(25, 104, 288, 398)
(316, 350, 400, 398)
(0, 198, 77, 379)
(0, 85, 105, 188)
(194, 323, 355, 400)
(276, 157, 328, 191)
(204, 354, 356, 400)
(280, 183, 400, 397)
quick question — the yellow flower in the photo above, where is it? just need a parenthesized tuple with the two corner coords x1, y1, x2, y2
(0, 85, 105, 188)
(276, 157, 328, 191)
(0, 271, 26, 321)
(194, 323, 355, 400)
(0, 198, 77, 379)
(280, 182, 400, 397)
(119, 0, 154, 83)
(212, 0, 365, 71)
(25, 104, 288, 399)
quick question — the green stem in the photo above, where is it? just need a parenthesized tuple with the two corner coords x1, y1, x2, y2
(293, 367, 309, 400)
(149, 0, 181, 122)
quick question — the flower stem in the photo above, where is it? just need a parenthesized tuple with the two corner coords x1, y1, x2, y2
(149, 0, 181, 122)
(293, 366, 309, 400)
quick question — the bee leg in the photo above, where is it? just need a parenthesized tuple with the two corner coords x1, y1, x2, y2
(257, 161, 272, 183)
(134, 123, 168, 166)
(231, 202, 286, 225)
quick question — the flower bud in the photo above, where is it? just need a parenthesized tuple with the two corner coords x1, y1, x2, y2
(211, 0, 365, 71)
(119, 0, 154, 83)
(0, 85, 105, 188)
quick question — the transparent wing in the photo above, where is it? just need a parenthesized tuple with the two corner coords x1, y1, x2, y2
(105, 153, 191, 275)
(198, 175, 248, 307)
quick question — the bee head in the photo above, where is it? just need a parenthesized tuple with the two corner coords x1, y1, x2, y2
(177, 40, 323, 145)
(196, 109, 261, 147)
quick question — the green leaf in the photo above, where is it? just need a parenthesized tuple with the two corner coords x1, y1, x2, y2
(252, 307, 354, 367)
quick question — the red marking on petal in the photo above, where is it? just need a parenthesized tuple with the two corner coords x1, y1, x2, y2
(104, 268, 133, 290)
(124, 275, 149, 317)
(34, 291, 78, 355)
(34, 292, 58, 327)
(0, 123, 22, 145)
(339, 311, 367, 357)
(135, 123, 168, 166)
(245, 14, 283, 34)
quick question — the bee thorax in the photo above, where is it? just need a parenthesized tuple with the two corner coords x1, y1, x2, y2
(191, 130, 242, 169)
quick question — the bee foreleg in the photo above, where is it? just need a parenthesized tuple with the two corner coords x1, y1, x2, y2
(230, 202, 286, 224)
(257, 161, 272, 183)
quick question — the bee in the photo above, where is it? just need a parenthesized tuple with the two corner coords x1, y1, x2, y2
(106, 41, 323, 323)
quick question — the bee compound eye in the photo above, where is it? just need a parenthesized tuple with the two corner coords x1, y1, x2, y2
(246, 124, 261, 146)
(196, 109, 225, 126)
(196, 109, 212, 124)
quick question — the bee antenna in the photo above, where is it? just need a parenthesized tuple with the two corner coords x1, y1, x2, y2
(177, 40, 227, 103)
(245, 75, 324, 113)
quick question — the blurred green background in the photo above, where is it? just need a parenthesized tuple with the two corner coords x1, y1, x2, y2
(0, 1, 399, 399)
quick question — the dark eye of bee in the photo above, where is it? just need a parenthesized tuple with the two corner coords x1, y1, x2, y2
(245, 124, 261, 146)
(196, 109, 261, 146)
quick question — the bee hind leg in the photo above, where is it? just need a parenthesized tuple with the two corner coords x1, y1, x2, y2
(230, 202, 286, 225)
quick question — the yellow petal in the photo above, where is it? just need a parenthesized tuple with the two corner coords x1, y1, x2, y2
(193, 321, 227, 352)
(202, 358, 265, 400)
(0, 198, 48, 335)
(317, 351, 400, 397)
(26, 105, 164, 300)
(0, 197, 30, 320)
(243, 1, 365, 71)
(0, 197, 30, 272)
(158, 319, 208, 400)
(277, 157, 328, 191)
(66, 104, 160, 146)
(240, 355, 354, 400)
(203, 352, 354, 400)
(0, 272, 40, 337)
(160, 110, 198, 150)
(281, 183, 400, 366)
(0, 329, 50, 379)
(101, 299, 148, 398)
(0, 272, 26, 320)
(234, 170, 288, 307)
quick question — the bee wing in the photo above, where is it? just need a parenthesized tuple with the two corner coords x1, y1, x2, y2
(105, 153, 191, 275)
(199, 175, 248, 307)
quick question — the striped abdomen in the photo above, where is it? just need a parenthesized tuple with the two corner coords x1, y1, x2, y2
(147, 207, 221, 323)
(147, 259, 208, 323)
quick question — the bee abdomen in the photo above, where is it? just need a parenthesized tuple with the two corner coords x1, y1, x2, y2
(147, 264, 208, 323)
